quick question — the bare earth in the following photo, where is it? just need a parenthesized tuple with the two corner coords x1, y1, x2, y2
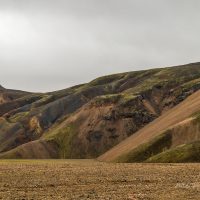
(0, 160, 199, 200)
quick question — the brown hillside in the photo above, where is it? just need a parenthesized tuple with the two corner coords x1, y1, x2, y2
(98, 90, 200, 162)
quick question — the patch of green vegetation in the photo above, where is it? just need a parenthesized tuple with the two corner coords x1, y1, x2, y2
(115, 130, 172, 163)
(177, 77, 200, 97)
(147, 141, 200, 163)
(71, 84, 111, 101)
(181, 77, 200, 88)
(123, 76, 164, 95)
(31, 95, 54, 108)
(123, 65, 200, 96)
(15, 93, 43, 102)
(9, 112, 29, 123)
(88, 73, 127, 87)
(91, 94, 121, 106)
(44, 124, 77, 158)
(50, 84, 85, 99)
(154, 67, 172, 77)
(118, 93, 137, 106)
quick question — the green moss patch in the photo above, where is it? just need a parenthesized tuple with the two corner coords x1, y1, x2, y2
(115, 130, 172, 163)
(91, 94, 121, 106)
(44, 124, 77, 158)
(147, 141, 200, 163)
(9, 112, 29, 123)
(88, 73, 126, 87)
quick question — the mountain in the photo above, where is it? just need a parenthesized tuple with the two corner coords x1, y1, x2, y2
(0, 63, 200, 161)
(98, 90, 200, 162)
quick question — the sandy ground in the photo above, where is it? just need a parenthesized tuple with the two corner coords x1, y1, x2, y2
(0, 160, 199, 200)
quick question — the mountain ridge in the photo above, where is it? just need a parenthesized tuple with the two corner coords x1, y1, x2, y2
(1, 62, 200, 161)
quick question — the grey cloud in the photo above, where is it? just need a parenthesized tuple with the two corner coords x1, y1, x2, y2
(0, 0, 200, 92)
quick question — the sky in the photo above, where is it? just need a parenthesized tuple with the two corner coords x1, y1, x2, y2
(0, 0, 200, 92)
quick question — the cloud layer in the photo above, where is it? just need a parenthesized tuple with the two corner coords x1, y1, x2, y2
(0, 0, 200, 92)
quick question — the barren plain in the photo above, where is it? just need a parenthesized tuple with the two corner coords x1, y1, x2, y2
(0, 160, 199, 200)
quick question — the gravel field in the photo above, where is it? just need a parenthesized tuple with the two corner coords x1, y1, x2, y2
(0, 160, 199, 200)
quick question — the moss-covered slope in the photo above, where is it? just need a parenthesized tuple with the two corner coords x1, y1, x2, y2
(109, 111, 200, 163)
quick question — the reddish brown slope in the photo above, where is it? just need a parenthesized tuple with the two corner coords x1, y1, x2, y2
(98, 90, 200, 162)
(0, 140, 58, 159)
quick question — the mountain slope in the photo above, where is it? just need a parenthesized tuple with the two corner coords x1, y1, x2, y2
(98, 90, 200, 162)
(0, 86, 30, 105)
(1, 63, 200, 159)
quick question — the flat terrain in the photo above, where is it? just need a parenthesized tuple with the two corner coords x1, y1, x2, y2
(0, 160, 199, 199)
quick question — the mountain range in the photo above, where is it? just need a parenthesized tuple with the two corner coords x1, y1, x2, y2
(1, 62, 200, 162)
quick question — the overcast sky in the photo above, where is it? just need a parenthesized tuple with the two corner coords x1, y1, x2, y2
(0, 0, 200, 92)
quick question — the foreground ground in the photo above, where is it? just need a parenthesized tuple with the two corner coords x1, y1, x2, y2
(0, 160, 199, 200)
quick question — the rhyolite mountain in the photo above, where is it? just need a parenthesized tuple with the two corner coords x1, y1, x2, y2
(1, 63, 200, 162)
(99, 90, 200, 163)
